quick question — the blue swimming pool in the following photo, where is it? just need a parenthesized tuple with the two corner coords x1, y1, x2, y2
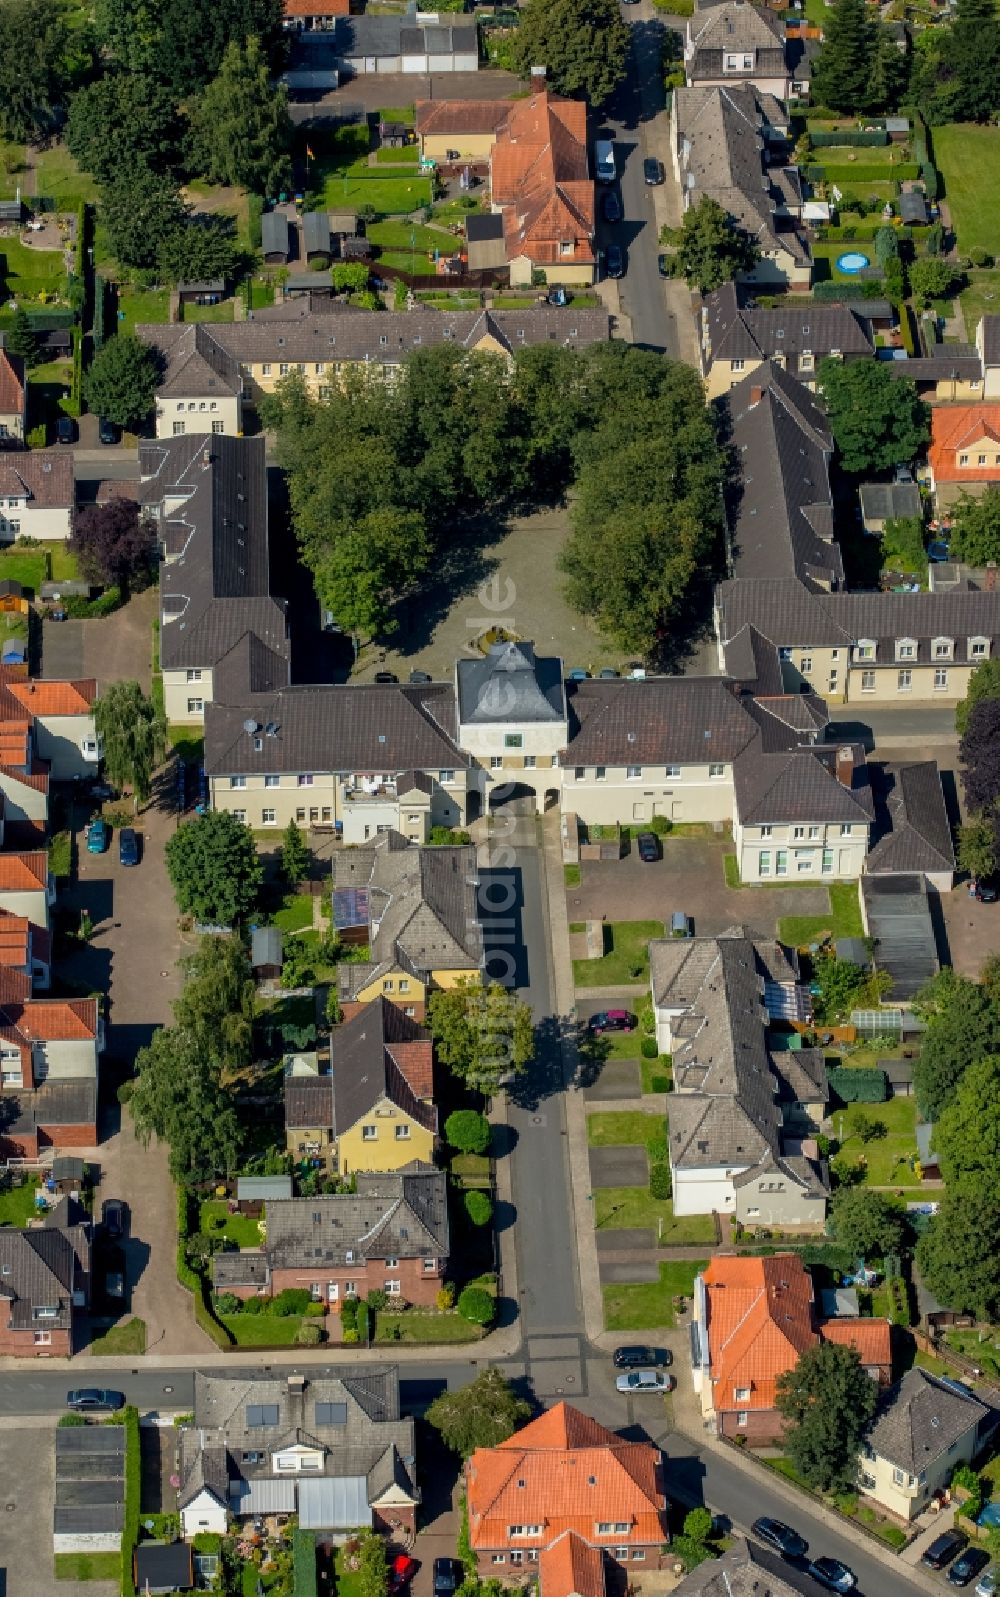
(837, 251, 871, 274)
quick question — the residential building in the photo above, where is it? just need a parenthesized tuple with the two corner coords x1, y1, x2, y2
(858, 479, 923, 535)
(0, 452, 73, 542)
(861, 873, 940, 1002)
(860, 1368, 989, 1521)
(866, 762, 955, 891)
(53, 1424, 124, 1553)
(178, 1367, 419, 1540)
(141, 434, 290, 725)
(415, 99, 513, 162)
(975, 314, 1000, 400)
(540, 1532, 606, 1597)
(0, 909, 51, 991)
(326, 14, 478, 75)
(691, 1253, 892, 1440)
(650, 927, 829, 1222)
(733, 736, 873, 883)
(465, 1403, 668, 1577)
(671, 87, 810, 288)
(700, 283, 874, 400)
(0, 1208, 91, 1356)
(0, 350, 26, 447)
(212, 1163, 449, 1307)
(0, 849, 55, 930)
(720, 362, 841, 588)
(488, 92, 596, 286)
(684, 1, 791, 95)
(927, 402, 1000, 507)
(0, 994, 103, 1155)
(334, 831, 483, 1019)
(0, 668, 99, 783)
(716, 576, 1000, 704)
(458, 641, 568, 815)
(282, 0, 348, 31)
(284, 996, 436, 1173)
(138, 310, 611, 433)
(677, 1540, 827, 1597)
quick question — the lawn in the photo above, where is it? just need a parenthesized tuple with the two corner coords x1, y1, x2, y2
(573, 919, 662, 987)
(180, 299, 236, 323)
(642, 1056, 672, 1094)
(432, 197, 484, 225)
(815, 144, 903, 168)
(220, 1312, 305, 1346)
(944, 1329, 1000, 1380)
(374, 1310, 482, 1342)
(0, 549, 47, 593)
(115, 285, 171, 333)
(28, 358, 74, 428)
(451, 1151, 491, 1183)
(594, 1188, 716, 1241)
(274, 893, 314, 934)
(34, 142, 99, 207)
(167, 728, 205, 762)
(0, 140, 25, 201)
(778, 882, 863, 949)
(587, 1111, 666, 1148)
(761, 1459, 907, 1547)
(811, 240, 880, 284)
(336, 1546, 367, 1597)
(55, 1552, 121, 1581)
(0, 1175, 41, 1225)
(50, 546, 79, 582)
(368, 218, 455, 255)
(832, 1094, 920, 1186)
(0, 611, 26, 652)
(0, 233, 66, 303)
(376, 146, 419, 165)
(934, 124, 1000, 256)
(960, 269, 1000, 338)
(88, 1317, 147, 1356)
(603, 1258, 707, 1331)
(377, 105, 415, 125)
(199, 1198, 264, 1248)
(564, 863, 581, 887)
(308, 128, 432, 217)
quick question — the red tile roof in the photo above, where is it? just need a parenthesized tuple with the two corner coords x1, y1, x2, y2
(283, 0, 349, 16)
(0, 351, 25, 418)
(929, 404, 1000, 485)
(0, 997, 98, 1042)
(489, 94, 595, 269)
(703, 1254, 817, 1412)
(390, 1040, 434, 1100)
(820, 1316, 892, 1371)
(0, 851, 48, 892)
(540, 1532, 606, 1597)
(5, 676, 96, 717)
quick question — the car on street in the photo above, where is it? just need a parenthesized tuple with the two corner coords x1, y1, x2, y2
(643, 157, 664, 185)
(86, 819, 109, 854)
(613, 1345, 672, 1368)
(118, 827, 140, 867)
(389, 1556, 418, 1592)
(975, 1569, 996, 1597)
(605, 243, 625, 278)
(658, 253, 673, 277)
(588, 1009, 637, 1034)
(923, 1532, 968, 1571)
(807, 1559, 856, 1592)
(636, 832, 659, 863)
(101, 1198, 128, 1238)
(67, 1388, 125, 1412)
(433, 1559, 462, 1597)
(55, 416, 76, 445)
(98, 417, 118, 445)
(950, 1551, 991, 1587)
(615, 1368, 674, 1393)
(601, 190, 622, 224)
(752, 1519, 808, 1560)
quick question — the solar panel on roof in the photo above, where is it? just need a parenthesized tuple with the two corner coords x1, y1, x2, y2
(334, 887, 368, 930)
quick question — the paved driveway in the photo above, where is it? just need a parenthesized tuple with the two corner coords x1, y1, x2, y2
(40, 589, 156, 691)
(0, 1423, 118, 1597)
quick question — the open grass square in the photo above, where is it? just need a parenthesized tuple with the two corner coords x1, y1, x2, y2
(220, 1312, 305, 1345)
(573, 919, 662, 987)
(960, 269, 1000, 337)
(603, 1258, 707, 1331)
(832, 1093, 920, 1185)
(0, 549, 49, 593)
(55, 1551, 121, 1581)
(779, 882, 862, 949)
(199, 1198, 264, 1248)
(88, 1317, 147, 1356)
(273, 893, 314, 934)
(34, 143, 99, 207)
(587, 1111, 666, 1147)
(641, 1056, 672, 1094)
(116, 285, 171, 333)
(374, 1310, 481, 1342)
(0, 1174, 41, 1225)
(934, 124, 1000, 257)
(594, 1187, 716, 1239)
(181, 299, 236, 323)
(0, 234, 66, 301)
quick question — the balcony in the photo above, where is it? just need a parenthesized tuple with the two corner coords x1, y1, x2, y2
(343, 781, 398, 803)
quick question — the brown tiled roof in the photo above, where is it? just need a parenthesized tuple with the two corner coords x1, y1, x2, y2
(866, 761, 955, 876)
(540, 1532, 606, 1597)
(415, 100, 513, 136)
(820, 1316, 892, 1369)
(0, 451, 72, 508)
(0, 350, 25, 416)
(0, 851, 48, 891)
(491, 94, 595, 268)
(5, 675, 96, 716)
(564, 677, 758, 766)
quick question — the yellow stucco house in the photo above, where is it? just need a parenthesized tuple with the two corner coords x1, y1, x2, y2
(860, 1369, 987, 1522)
(284, 996, 436, 1175)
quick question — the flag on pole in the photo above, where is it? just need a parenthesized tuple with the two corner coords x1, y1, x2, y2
(306, 144, 315, 160)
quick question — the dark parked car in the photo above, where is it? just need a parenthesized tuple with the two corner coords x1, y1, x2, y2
(101, 1198, 127, 1239)
(598, 668, 619, 678)
(433, 1559, 462, 1597)
(975, 877, 999, 903)
(67, 1388, 125, 1412)
(752, 1519, 808, 1560)
(118, 827, 140, 867)
(408, 669, 432, 684)
(55, 416, 76, 445)
(613, 1345, 672, 1369)
(588, 1009, 637, 1034)
(547, 287, 568, 307)
(98, 417, 118, 445)
(567, 668, 590, 681)
(807, 1559, 856, 1593)
(923, 1532, 968, 1571)
(950, 1550, 991, 1587)
(389, 1556, 418, 1592)
(658, 253, 673, 277)
(635, 832, 659, 863)
(643, 157, 664, 185)
(601, 190, 622, 224)
(605, 243, 625, 278)
(374, 671, 398, 684)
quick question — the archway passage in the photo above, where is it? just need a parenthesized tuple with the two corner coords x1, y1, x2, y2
(487, 782, 542, 815)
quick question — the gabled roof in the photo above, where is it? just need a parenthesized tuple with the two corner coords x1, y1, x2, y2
(703, 283, 874, 368)
(540, 1531, 606, 1597)
(0, 350, 25, 416)
(564, 677, 759, 767)
(0, 1225, 77, 1330)
(138, 322, 241, 400)
(415, 99, 513, 136)
(0, 851, 48, 892)
(819, 1316, 892, 1369)
(457, 641, 566, 725)
(330, 996, 435, 1136)
(490, 93, 595, 269)
(334, 831, 482, 976)
(702, 1253, 816, 1411)
(867, 1368, 987, 1473)
(929, 403, 1000, 483)
(257, 1163, 449, 1269)
(4, 674, 96, 716)
(733, 737, 873, 826)
(688, 0, 787, 73)
(0, 451, 72, 510)
(867, 762, 955, 876)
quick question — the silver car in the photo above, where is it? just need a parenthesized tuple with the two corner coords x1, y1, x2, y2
(975, 1572, 996, 1597)
(615, 1368, 674, 1394)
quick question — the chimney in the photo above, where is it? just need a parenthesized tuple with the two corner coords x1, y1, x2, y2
(202, 448, 212, 467)
(749, 385, 763, 405)
(530, 65, 546, 87)
(835, 745, 854, 788)
(986, 563, 997, 591)
(287, 1373, 307, 1394)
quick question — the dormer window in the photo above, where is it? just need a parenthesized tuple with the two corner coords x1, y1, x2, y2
(970, 636, 990, 659)
(895, 637, 917, 661)
(933, 637, 953, 660)
(855, 639, 876, 661)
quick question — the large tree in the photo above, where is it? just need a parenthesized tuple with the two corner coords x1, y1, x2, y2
(909, 258, 960, 308)
(93, 0, 160, 72)
(935, 1054, 1000, 1197)
(156, 216, 240, 289)
(811, 0, 875, 110)
(775, 1342, 879, 1492)
(189, 36, 292, 197)
(100, 164, 186, 271)
(958, 813, 999, 883)
(172, 934, 256, 1073)
(507, 0, 629, 104)
(83, 335, 162, 432)
(426, 1368, 531, 1457)
(66, 73, 181, 185)
(916, 1193, 1000, 1318)
(154, 0, 284, 95)
(93, 679, 162, 807)
(828, 1186, 906, 1261)
(957, 657, 1000, 736)
(312, 508, 430, 647)
(946, 0, 1000, 122)
(165, 811, 263, 926)
(817, 358, 930, 476)
(427, 980, 534, 1096)
(4, 309, 39, 370)
(674, 197, 759, 295)
(949, 488, 1000, 568)
(960, 697, 1000, 816)
(70, 500, 156, 596)
(129, 1023, 242, 1185)
(912, 970, 1000, 1120)
(0, 0, 70, 141)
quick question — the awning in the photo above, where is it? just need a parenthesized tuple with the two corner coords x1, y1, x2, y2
(763, 981, 811, 1023)
(298, 1477, 372, 1530)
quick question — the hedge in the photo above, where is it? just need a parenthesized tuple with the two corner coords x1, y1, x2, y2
(821, 223, 913, 242)
(826, 1066, 888, 1103)
(810, 129, 889, 148)
(807, 163, 920, 183)
(121, 1405, 140, 1597)
(247, 193, 264, 251)
(899, 302, 918, 355)
(175, 1187, 234, 1348)
(94, 275, 107, 350)
(649, 1162, 671, 1199)
(812, 279, 887, 301)
(294, 1530, 319, 1597)
(66, 326, 82, 418)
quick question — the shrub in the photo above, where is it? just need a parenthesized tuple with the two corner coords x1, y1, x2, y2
(641, 1036, 658, 1059)
(117, 1079, 135, 1104)
(272, 1287, 311, 1317)
(340, 1298, 358, 1329)
(436, 1284, 455, 1310)
(356, 1302, 370, 1342)
(457, 1284, 495, 1326)
(649, 815, 673, 836)
(213, 1292, 241, 1315)
(367, 1288, 389, 1312)
(445, 1109, 491, 1155)
(464, 1189, 493, 1227)
(295, 1320, 324, 1346)
(649, 1163, 672, 1199)
(647, 1135, 669, 1162)
(58, 1412, 88, 1426)
(970, 247, 993, 268)
(305, 1300, 326, 1316)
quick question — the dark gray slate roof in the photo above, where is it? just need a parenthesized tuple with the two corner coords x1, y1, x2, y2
(285, 1071, 335, 1131)
(687, 1, 787, 78)
(898, 190, 928, 225)
(981, 315, 1000, 366)
(333, 830, 483, 975)
(329, 996, 435, 1136)
(681, 1539, 835, 1597)
(251, 926, 283, 970)
(262, 1163, 448, 1268)
(55, 1424, 125, 1536)
(213, 1251, 270, 1289)
(703, 283, 874, 369)
(722, 361, 841, 589)
(564, 677, 759, 766)
(867, 762, 955, 877)
(134, 1543, 194, 1591)
(262, 211, 290, 259)
(882, 348, 983, 382)
(861, 874, 939, 1000)
(333, 14, 476, 56)
(303, 211, 331, 255)
(734, 738, 873, 826)
(0, 1222, 79, 1331)
(858, 480, 922, 525)
(466, 214, 505, 243)
(866, 1368, 988, 1473)
(457, 641, 566, 725)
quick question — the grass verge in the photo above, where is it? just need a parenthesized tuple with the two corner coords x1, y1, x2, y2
(594, 1189, 716, 1240)
(779, 882, 863, 949)
(55, 1551, 121, 1580)
(88, 1317, 147, 1356)
(573, 919, 662, 987)
(587, 1111, 666, 1147)
(603, 1258, 707, 1331)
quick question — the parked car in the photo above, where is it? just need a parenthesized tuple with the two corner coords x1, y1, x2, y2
(615, 1368, 674, 1394)
(752, 1519, 808, 1560)
(635, 832, 659, 863)
(605, 243, 625, 278)
(101, 1198, 128, 1239)
(48, 608, 67, 622)
(118, 827, 140, 867)
(807, 1559, 856, 1593)
(975, 1569, 996, 1597)
(613, 1345, 672, 1369)
(98, 417, 118, 445)
(547, 287, 569, 306)
(433, 1559, 462, 1597)
(923, 1532, 968, 1571)
(89, 782, 118, 801)
(670, 911, 691, 937)
(568, 668, 590, 681)
(374, 671, 398, 684)
(658, 253, 673, 278)
(975, 877, 999, 903)
(389, 1557, 418, 1592)
(55, 416, 76, 445)
(67, 1388, 125, 1412)
(601, 190, 623, 224)
(950, 1551, 991, 1587)
(588, 1009, 637, 1034)
(643, 157, 664, 185)
(408, 670, 432, 684)
(598, 668, 619, 678)
(894, 463, 915, 484)
(105, 1270, 125, 1300)
(86, 819, 109, 854)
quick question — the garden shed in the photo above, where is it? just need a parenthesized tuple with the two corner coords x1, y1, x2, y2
(262, 211, 291, 265)
(251, 925, 283, 981)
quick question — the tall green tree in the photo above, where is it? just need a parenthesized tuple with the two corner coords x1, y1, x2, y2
(957, 657, 1000, 736)
(428, 980, 534, 1096)
(67, 74, 181, 184)
(817, 358, 930, 475)
(165, 811, 263, 926)
(312, 508, 430, 647)
(916, 1193, 1000, 1317)
(775, 1342, 879, 1492)
(172, 934, 256, 1073)
(426, 1368, 531, 1457)
(909, 257, 960, 308)
(83, 334, 162, 431)
(93, 679, 162, 807)
(958, 813, 999, 883)
(130, 1023, 243, 1184)
(912, 970, 1000, 1119)
(155, 0, 284, 95)
(828, 1186, 906, 1260)
(190, 36, 292, 196)
(674, 197, 759, 295)
(280, 817, 308, 885)
(508, 0, 629, 104)
(0, 0, 70, 141)
(948, 488, 1000, 568)
(93, 0, 160, 73)
(811, 0, 902, 111)
(935, 1054, 1000, 1196)
(100, 163, 186, 270)
(156, 216, 240, 288)
(947, 0, 1000, 122)
(4, 309, 38, 369)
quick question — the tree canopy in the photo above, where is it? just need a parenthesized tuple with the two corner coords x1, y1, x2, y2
(817, 358, 930, 475)
(916, 1193, 1000, 1318)
(828, 1186, 906, 1260)
(674, 197, 759, 295)
(957, 657, 1000, 736)
(172, 934, 256, 1073)
(426, 1368, 531, 1457)
(935, 1054, 1000, 1197)
(960, 697, 1000, 817)
(93, 679, 162, 806)
(83, 335, 163, 430)
(0, 0, 71, 141)
(165, 811, 263, 926)
(189, 35, 292, 197)
(958, 813, 999, 883)
(67, 72, 181, 185)
(912, 968, 1000, 1120)
(949, 488, 1000, 568)
(775, 1342, 879, 1492)
(811, 0, 905, 111)
(428, 981, 533, 1096)
(70, 500, 156, 596)
(130, 1022, 243, 1185)
(507, 0, 629, 105)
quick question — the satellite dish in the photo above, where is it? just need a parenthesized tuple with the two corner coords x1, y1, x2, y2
(243, 719, 260, 735)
